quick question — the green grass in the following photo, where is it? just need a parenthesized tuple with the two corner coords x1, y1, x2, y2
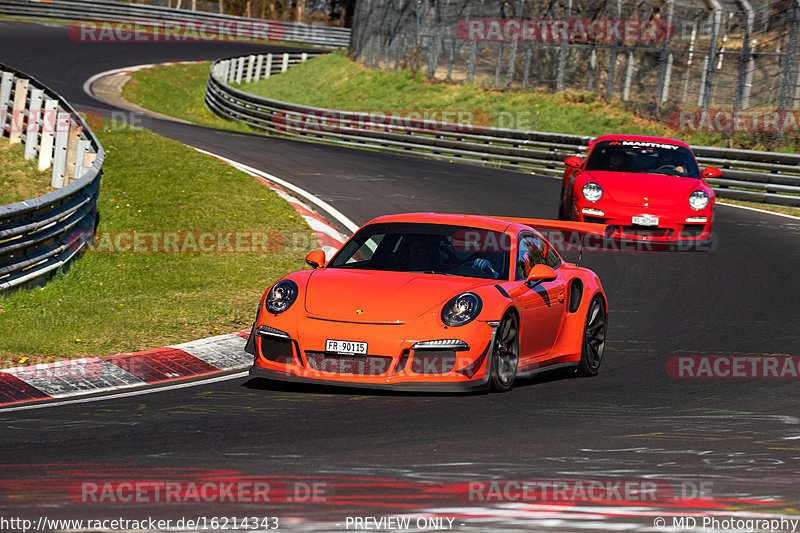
(0, 138, 55, 205)
(241, 52, 665, 137)
(0, 121, 314, 362)
(122, 62, 255, 132)
(126, 52, 799, 152)
(238, 52, 787, 150)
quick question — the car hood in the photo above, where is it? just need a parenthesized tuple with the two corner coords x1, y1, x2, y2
(582, 170, 703, 207)
(303, 269, 485, 323)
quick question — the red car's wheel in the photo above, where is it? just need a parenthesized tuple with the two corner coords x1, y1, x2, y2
(578, 295, 607, 377)
(490, 313, 520, 392)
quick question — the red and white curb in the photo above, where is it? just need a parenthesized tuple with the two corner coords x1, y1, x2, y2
(0, 150, 355, 408)
(0, 331, 250, 407)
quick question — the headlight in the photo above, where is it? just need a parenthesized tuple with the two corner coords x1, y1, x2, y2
(689, 190, 709, 210)
(582, 182, 603, 202)
(441, 293, 482, 327)
(265, 280, 298, 314)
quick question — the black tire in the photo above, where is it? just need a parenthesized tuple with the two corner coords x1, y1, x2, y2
(490, 313, 520, 392)
(577, 295, 607, 377)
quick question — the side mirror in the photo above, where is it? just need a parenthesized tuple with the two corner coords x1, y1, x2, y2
(701, 166, 722, 179)
(305, 249, 326, 269)
(564, 156, 583, 169)
(525, 264, 557, 286)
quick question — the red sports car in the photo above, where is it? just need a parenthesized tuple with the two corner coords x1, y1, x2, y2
(246, 213, 608, 392)
(560, 135, 721, 247)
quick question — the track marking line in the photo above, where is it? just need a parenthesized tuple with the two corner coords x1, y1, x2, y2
(718, 200, 800, 221)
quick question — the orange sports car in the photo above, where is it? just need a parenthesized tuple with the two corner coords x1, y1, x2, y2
(245, 213, 608, 392)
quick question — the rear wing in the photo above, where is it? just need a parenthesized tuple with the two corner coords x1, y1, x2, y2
(495, 217, 612, 239)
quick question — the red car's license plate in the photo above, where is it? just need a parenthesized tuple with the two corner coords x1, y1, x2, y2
(325, 339, 368, 355)
(632, 216, 659, 226)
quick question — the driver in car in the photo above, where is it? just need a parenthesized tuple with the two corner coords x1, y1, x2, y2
(406, 236, 439, 271)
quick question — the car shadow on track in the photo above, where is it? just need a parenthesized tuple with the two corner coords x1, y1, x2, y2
(241, 366, 581, 397)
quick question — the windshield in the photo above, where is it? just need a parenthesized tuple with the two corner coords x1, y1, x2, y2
(328, 222, 511, 280)
(585, 140, 700, 178)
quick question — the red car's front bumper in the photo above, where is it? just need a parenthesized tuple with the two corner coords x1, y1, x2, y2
(571, 201, 714, 250)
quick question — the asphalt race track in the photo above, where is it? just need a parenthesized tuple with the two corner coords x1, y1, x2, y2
(2, 19, 800, 532)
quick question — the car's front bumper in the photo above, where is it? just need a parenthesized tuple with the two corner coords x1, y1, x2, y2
(572, 201, 714, 250)
(245, 317, 496, 392)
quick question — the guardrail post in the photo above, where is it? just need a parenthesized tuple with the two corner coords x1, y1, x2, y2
(64, 122, 82, 185)
(51, 111, 70, 188)
(9, 78, 29, 144)
(281, 53, 289, 73)
(75, 139, 91, 178)
(301, 52, 308, 62)
(0, 71, 12, 129)
(245, 55, 255, 83)
(265, 53, 273, 78)
(254, 54, 264, 81)
(235, 57, 244, 84)
(24, 88, 44, 160)
(38, 99, 58, 172)
(226, 60, 235, 84)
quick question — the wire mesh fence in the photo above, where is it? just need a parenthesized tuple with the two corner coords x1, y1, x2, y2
(349, 0, 800, 142)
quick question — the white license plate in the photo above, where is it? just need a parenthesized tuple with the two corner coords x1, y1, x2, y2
(325, 339, 368, 355)
(632, 216, 659, 226)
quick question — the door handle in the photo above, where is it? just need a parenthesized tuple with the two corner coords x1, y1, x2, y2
(557, 289, 565, 303)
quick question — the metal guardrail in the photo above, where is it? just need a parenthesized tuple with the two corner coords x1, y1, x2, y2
(205, 52, 800, 208)
(0, 0, 350, 48)
(0, 63, 105, 294)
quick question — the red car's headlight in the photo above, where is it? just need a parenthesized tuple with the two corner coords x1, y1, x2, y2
(689, 190, 710, 210)
(582, 182, 603, 202)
